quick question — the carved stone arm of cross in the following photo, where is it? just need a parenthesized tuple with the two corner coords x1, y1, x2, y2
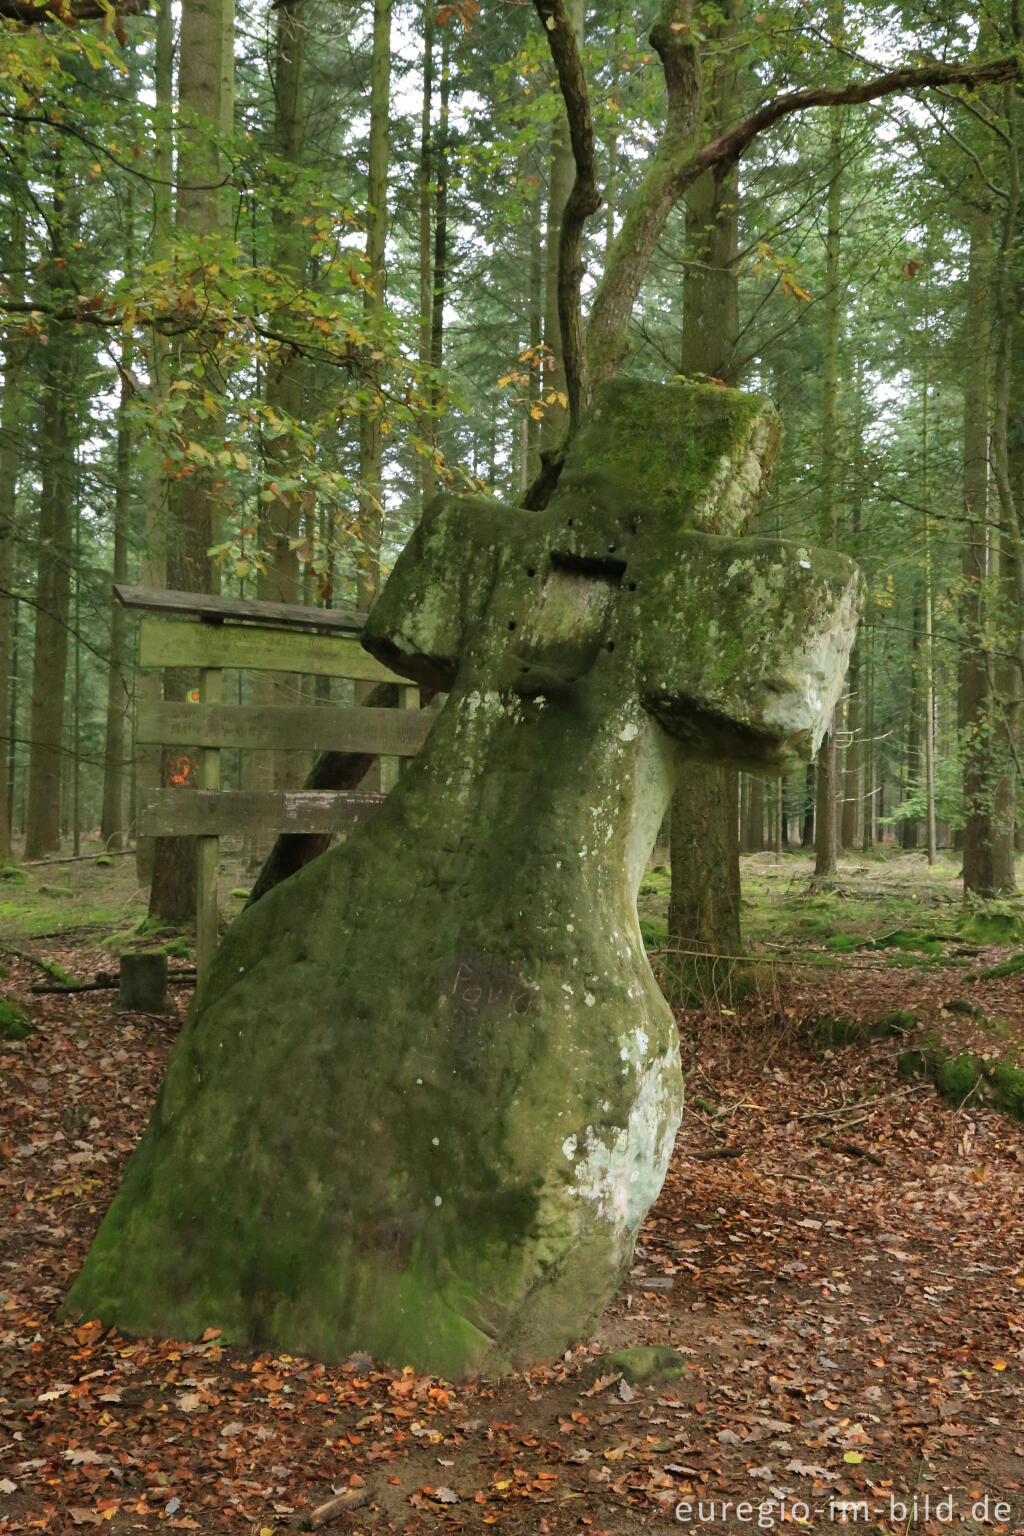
(367, 381, 861, 780)
(637, 533, 862, 773)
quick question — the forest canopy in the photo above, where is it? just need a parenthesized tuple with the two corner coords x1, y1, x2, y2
(1, 0, 1023, 906)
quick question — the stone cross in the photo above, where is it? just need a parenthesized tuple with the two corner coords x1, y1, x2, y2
(65, 382, 861, 1380)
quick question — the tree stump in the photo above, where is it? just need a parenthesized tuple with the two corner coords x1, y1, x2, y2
(118, 952, 168, 1013)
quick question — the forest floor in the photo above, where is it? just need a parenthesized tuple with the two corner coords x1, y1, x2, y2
(2, 849, 1024, 1535)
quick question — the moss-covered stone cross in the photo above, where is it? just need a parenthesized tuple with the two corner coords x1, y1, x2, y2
(65, 382, 861, 1379)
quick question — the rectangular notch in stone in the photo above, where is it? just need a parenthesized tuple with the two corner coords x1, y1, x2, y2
(507, 565, 619, 698)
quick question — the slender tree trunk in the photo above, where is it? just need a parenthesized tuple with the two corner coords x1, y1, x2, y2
(25, 162, 77, 861)
(0, 125, 27, 861)
(541, 0, 583, 452)
(901, 594, 922, 850)
(921, 339, 937, 866)
(254, 0, 309, 817)
(986, 79, 1020, 893)
(100, 349, 132, 850)
(135, 0, 173, 881)
(429, 23, 450, 413)
(745, 776, 763, 852)
(801, 762, 815, 847)
(960, 200, 1002, 894)
(526, 187, 544, 485)
(667, 0, 742, 973)
(862, 623, 874, 850)
(356, 0, 392, 621)
(25, 321, 76, 858)
(417, 0, 437, 505)
(6, 602, 18, 840)
(841, 644, 859, 849)
(149, 0, 235, 921)
(605, 8, 622, 256)
(814, 88, 844, 880)
(841, 355, 863, 850)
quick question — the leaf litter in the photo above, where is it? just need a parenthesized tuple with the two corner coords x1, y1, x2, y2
(1, 936, 1023, 1533)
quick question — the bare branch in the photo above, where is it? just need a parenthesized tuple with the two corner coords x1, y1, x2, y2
(532, 0, 599, 440)
(692, 56, 1021, 184)
(585, 50, 1021, 398)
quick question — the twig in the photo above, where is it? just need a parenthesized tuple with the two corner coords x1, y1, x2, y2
(531, 0, 600, 434)
(828, 1139, 886, 1166)
(812, 1112, 871, 1141)
(298, 1486, 373, 1531)
(30, 969, 198, 995)
(0, 944, 64, 977)
(689, 1147, 747, 1161)
(798, 1084, 928, 1122)
(19, 849, 136, 866)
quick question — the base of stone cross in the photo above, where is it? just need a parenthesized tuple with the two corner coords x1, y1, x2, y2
(62, 381, 860, 1379)
(67, 788, 684, 1375)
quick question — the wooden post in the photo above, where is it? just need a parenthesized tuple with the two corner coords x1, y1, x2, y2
(197, 665, 222, 983)
(397, 684, 419, 778)
(119, 951, 169, 1012)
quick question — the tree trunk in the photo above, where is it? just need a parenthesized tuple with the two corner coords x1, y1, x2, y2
(745, 776, 764, 853)
(668, 762, 740, 966)
(901, 594, 922, 851)
(149, 0, 235, 921)
(135, 0, 173, 882)
(813, 82, 844, 880)
(960, 200, 1004, 894)
(253, 0, 309, 820)
(356, 0, 393, 621)
(526, 187, 544, 486)
(100, 336, 132, 851)
(985, 79, 1020, 893)
(801, 762, 815, 848)
(25, 167, 77, 859)
(540, 0, 583, 452)
(667, 0, 742, 973)
(0, 124, 27, 861)
(417, 0, 437, 505)
(840, 641, 859, 849)
(861, 623, 874, 850)
(430, 23, 450, 413)
(841, 355, 863, 851)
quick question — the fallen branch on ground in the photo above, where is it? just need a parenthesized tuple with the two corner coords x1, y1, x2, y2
(297, 1486, 374, 1531)
(29, 968, 197, 995)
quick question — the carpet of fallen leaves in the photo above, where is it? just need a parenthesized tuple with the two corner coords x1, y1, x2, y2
(2, 936, 1023, 1536)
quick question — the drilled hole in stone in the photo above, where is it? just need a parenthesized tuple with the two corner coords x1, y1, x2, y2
(566, 518, 574, 526)
(526, 566, 536, 577)
(606, 641, 615, 652)
(628, 581, 637, 591)
(608, 544, 617, 553)
(508, 620, 517, 631)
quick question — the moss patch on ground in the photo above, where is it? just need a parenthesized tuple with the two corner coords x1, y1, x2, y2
(900, 1040, 1024, 1123)
(808, 1010, 917, 1049)
(0, 997, 33, 1039)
